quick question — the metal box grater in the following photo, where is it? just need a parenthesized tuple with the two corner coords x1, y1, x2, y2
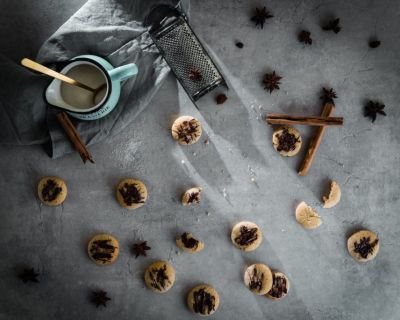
(147, 6, 227, 102)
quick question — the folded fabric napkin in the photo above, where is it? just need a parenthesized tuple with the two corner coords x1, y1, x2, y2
(0, 0, 189, 158)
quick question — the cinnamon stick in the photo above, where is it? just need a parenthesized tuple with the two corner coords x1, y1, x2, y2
(56, 112, 94, 164)
(298, 103, 335, 176)
(266, 114, 343, 126)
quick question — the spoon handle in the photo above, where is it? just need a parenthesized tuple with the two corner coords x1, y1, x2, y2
(21, 58, 95, 92)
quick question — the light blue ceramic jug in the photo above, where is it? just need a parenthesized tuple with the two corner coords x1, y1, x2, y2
(45, 55, 138, 120)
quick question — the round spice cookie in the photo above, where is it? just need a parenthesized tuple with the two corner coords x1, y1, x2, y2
(231, 221, 263, 252)
(244, 263, 273, 295)
(116, 178, 148, 210)
(272, 126, 302, 157)
(176, 232, 204, 253)
(171, 116, 202, 145)
(265, 271, 290, 300)
(87, 233, 119, 265)
(144, 261, 175, 293)
(323, 180, 341, 208)
(37, 176, 67, 206)
(181, 187, 202, 205)
(187, 284, 219, 316)
(347, 230, 380, 262)
(295, 201, 322, 229)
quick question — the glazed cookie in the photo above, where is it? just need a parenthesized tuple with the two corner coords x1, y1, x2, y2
(144, 261, 175, 293)
(347, 230, 380, 262)
(87, 234, 119, 265)
(323, 180, 341, 208)
(272, 126, 302, 156)
(176, 232, 204, 253)
(265, 271, 290, 300)
(295, 201, 322, 229)
(171, 116, 202, 145)
(187, 284, 219, 316)
(181, 187, 202, 205)
(116, 179, 147, 210)
(37, 176, 67, 206)
(244, 263, 273, 295)
(231, 221, 263, 252)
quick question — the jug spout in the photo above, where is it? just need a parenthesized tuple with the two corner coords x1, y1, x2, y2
(109, 63, 138, 82)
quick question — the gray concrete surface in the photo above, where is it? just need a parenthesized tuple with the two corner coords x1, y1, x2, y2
(1, 0, 400, 319)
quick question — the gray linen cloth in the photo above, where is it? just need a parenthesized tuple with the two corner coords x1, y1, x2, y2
(0, 0, 188, 158)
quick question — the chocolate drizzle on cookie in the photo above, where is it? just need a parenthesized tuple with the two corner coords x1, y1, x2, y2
(187, 191, 201, 204)
(193, 288, 215, 315)
(268, 274, 287, 299)
(235, 225, 258, 246)
(181, 233, 199, 249)
(149, 265, 170, 291)
(248, 267, 264, 291)
(275, 129, 299, 152)
(42, 179, 62, 202)
(353, 237, 379, 259)
(175, 119, 200, 144)
(90, 239, 117, 263)
(119, 183, 144, 206)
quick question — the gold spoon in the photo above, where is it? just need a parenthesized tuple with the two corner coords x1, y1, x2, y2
(21, 58, 106, 104)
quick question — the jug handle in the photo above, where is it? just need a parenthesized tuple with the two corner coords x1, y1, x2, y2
(109, 63, 138, 82)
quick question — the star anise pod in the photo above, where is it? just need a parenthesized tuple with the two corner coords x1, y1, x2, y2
(251, 7, 273, 29)
(188, 67, 202, 81)
(263, 71, 282, 93)
(369, 40, 381, 48)
(322, 18, 341, 33)
(299, 30, 312, 45)
(320, 87, 337, 104)
(216, 94, 228, 104)
(132, 241, 151, 258)
(364, 100, 386, 123)
(18, 268, 39, 283)
(91, 290, 111, 308)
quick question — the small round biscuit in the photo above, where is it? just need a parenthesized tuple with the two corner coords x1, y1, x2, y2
(295, 201, 322, 229)
(37, 176, 67, 206)
(265, 271, 290, 300)
(347, 230, 380, 262)
(87, 233, 119, 265)
(187, 284, 219, 316)
(171, 116, 202, 145)
(144, 261, 175, 293)
(272, 126, 302, 157)
(231, 221, 263, 252)
(176, 232, 204, 253)
(323, 180, 341, 208)
(116, 179, 148, 210)
(181, 187, 202, 205)
(244, 263, 273, 295)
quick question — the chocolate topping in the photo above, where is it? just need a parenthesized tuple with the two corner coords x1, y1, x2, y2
(181, 233, 199, 249)
(119, 183, 144, 206)
(275, 128, 299, 152)
(149, 264, 170, 291)
(353, 236, 379, 259)
(187, 191, 201, 204)
(193, 288, 215, 315)
(268, 274, 287, 298)
(234, 225, 258, 246)
(41, 179, 62, 202)
(248, 267, 264, 291)
(175, 119, 199, 144)
(89, 239, 117, 263)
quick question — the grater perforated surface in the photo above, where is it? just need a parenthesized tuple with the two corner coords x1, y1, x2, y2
(152, 17, 224, 101)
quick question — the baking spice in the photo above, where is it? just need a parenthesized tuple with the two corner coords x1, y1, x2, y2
(181, 232, 199, 249)
(369, 40, 381, 48)
(251, 7, 273, 29)
(235, 225, 258, 246)
(268, 274, 287, 298)
(149, 265, 169, 291)
(42, 179, 62, 202)
(119, 183, 144, 206)
(193, 288, 215, 315)
(187, 191, 201, 204)
(320, 87, 337, 104)
(322, 18, 341, 33)
(354, 237, 379, 259)
(175, 119, 200, 144)
(263, 71, 282, 93)
(189, 67, 202, 81)
(276, 128, 299, 152)
(18, 268, 39, 283)
(364, 100, 386, 123)
(248, 268, 264, 291)
(91, 290, 111, 308)
(216, 94, 228, 104)
(90, 240, 116, 263)
(299, 30, 312, 45)
(132, 241, 151, 258)
(235, 42, 244, 48)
